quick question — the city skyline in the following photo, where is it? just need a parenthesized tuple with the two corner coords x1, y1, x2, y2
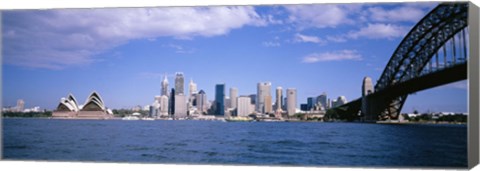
(2, 2, 468, 113)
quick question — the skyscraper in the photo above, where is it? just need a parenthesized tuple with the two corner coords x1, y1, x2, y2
(174, 94, 187, 118)
(196, 90, 208, 114)
(215, 84, 225, 116)
(335, 96, 348, 107)
(264, 95, 272, 114)
(307, 97, 314, 111)
(16, 99, 25, 112)
(275, 87, 283, 112)
(362, 76, 374, 120)
(256, 82, 271, 113)
(230, 87, 238, 109)
(189, 78, 198, 97)
(161, 73, 169, 96)
(188, 78, 198, 109)
(362, 77, 374, 96)
(317, 92, 327, 110)
(224, 97, 231, 110)
(286, 88, 297, 116)
(237, 96, 251, 117)
(175, 72, 184, 95)
(169, 88, 175, 115)
(159, 95, 169, 117)
(249, 94, 256, 105)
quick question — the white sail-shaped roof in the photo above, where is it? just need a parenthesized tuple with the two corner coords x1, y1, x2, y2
(81, 91, 105, 111)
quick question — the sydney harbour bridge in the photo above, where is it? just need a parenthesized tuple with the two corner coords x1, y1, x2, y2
(331, 3, 469, 122)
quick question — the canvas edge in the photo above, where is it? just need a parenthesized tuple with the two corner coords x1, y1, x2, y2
(468, 1, 480, 169)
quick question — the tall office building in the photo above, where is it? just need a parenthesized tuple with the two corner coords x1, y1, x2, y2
(215, 84, 225, 116)
(275, 87, 283, 111)
(175, 72, 184, 95)
(249, 94, 256, 105)
(286, 88, 297, 116)
(16, 99, 25, 112)
(159, 95, 169, 116)
(335, 96, 348, 107)
(264, 95, 272, 114)
(151, 96, 160, 118)
(188, 79, 198, 109)
(230, 87, 238, 109)
(307, 97, 314, 111)
(317, 92, 327, 110)
(362, 77, 374, 96)
(174, 94, 187, 118)
(362, 76, 374, 120)
(237, 96, 251, 117)
(256, 82, 271, 113)
(169, 88, 175, 115)
(196, 90, 208, 114)
(189, 79, 198, 97)
(225, 97, 231, 110)
(161, 74, 169, 96)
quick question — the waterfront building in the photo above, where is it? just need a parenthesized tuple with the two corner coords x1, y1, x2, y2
(362, 76, 375, 120)
(154, 95, 161, 102)
(196, 90, 208, 114)
(275, 87, 283, 112)
(307, 97, 314, 111)
(161, 74, 169, 96)
(159, 95, 169, 117)
(332, 96, 348, 108)
(256, 82, 271, 113)
(175, 72, 184, 95)
(362, 77, 374, 96)
(327, 98, 331, 109)
(264, 95, 272, 114)
(151, 97, 160, 118)
(16, 99, 25, 112)
(249, 94, 256, 105)
(169, 88, 175, 115)
(174, 94, 187, 118)
(300, 104, 308, 111)
(149, 105, 156, 118)
(53, 91, 112, 119)
(237, 96, 251, 117)
(283, 97, 287, 111)
(230, 87, 238, 109)
(188, 79, 198, 111)
(215, 84, 225, 116)
(225, 96, 231, 110)
(286, 88, 297, 116)
(317, 93, 327, 110)
(189, 78, 198, 97)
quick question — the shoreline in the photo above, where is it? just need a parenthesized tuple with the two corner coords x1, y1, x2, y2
(1, 117, 468, 125)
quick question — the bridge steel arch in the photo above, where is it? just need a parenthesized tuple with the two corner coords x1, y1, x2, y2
(372, 3, 468, 120)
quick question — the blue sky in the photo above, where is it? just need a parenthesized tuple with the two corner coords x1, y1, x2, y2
(2, 2, 468, 113)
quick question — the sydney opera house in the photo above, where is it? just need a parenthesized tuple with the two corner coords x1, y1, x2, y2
(52, 91, 113, 119)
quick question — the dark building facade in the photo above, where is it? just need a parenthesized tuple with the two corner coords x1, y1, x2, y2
(215, 84, 225, 116)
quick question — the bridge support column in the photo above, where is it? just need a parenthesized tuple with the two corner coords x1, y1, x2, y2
(361, 96, 386, 122)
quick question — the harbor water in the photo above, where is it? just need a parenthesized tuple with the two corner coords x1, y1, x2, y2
(2, 118, 467, 168)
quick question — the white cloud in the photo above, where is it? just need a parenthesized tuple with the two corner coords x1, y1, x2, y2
(293, 33, 324, 44)
(326, 35, 347, 43)
(284, 4, 361, 29)
(262, 41, 281, 47)
(302, 50, 362, 63)
(368, 6, 426, 23)
(348, 23, 409, 40)
(3, 6, 266, 69)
